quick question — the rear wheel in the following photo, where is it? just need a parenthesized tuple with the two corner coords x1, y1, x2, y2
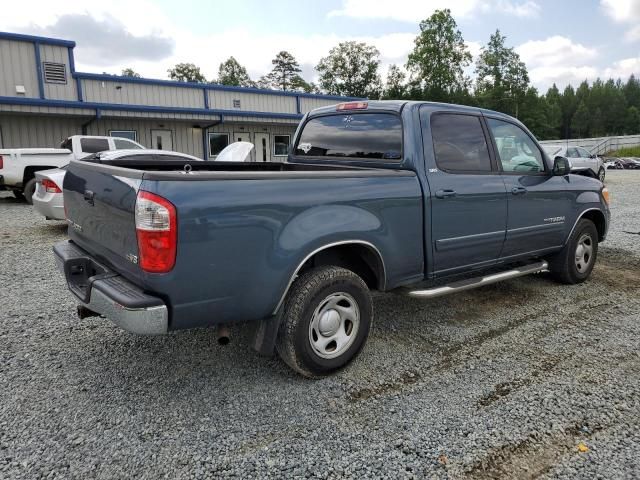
(548, 219, 598, 284)
(276, 266, 372, 377)
(23, 178, 37, 205)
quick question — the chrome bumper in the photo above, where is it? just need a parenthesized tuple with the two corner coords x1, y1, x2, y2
(53, 241, 168, 335)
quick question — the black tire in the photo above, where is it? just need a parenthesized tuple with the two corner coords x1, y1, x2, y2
(276, 266, 373, 377)
(12, 190, 25, 200)
(548, 219, 598, 284)
(23, 178, 37, 205)
(598, 167, 606, 182)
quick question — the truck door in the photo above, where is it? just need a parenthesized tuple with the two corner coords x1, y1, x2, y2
(485, 117, 570, 256)
(421, 109, 507, 276)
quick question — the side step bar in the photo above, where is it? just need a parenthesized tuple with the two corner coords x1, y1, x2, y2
(407, 260, 549, 298)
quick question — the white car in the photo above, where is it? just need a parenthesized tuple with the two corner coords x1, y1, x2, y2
(543, 145, 605, 182)
(0, 135, 144, 204)
(32, 149, 203, 221)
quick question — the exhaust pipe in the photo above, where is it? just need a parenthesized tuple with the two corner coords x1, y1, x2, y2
(216, 325, 230, 345)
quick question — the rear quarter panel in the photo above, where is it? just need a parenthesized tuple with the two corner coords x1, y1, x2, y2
(143, 174, 424, 330)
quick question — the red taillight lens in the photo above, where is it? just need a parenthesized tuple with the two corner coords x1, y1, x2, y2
(336, 101, 368, 111)
(0, 155, 4, 169)
(41, 179, 62, 193)
(135, 191, 177, 273)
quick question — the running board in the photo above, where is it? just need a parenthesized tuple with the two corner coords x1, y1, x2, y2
(406, 260, 549, 298)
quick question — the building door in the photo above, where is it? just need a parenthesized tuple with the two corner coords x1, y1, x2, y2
(150, 129, 173, 151)
(254, 133, 270, 162)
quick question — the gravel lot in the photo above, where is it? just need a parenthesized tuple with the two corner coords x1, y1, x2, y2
(1, 171, 639, 479)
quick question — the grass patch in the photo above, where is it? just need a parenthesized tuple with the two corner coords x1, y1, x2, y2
(607, 146, 640, 157)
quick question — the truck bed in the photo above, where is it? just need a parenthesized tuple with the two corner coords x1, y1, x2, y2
(63, 159, 424, 330)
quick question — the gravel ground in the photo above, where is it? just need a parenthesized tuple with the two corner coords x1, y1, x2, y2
(1, 171, 639, 479)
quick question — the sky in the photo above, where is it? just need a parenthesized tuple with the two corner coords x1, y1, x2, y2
(1, 0, 639, 92)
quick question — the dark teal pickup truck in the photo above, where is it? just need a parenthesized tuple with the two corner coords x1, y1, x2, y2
(54, 101, 610, 377)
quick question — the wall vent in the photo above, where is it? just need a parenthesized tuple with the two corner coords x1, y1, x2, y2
(43, 62, 67, 84)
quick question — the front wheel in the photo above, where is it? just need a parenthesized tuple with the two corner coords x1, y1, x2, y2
(598, 167, 606, 182)
(548, 219, 598, 284)
(276, 266, 372, 377)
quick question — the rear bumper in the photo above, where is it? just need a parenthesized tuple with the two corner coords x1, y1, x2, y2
(53, 240, 168, 335)
(33, 191, 65, 220)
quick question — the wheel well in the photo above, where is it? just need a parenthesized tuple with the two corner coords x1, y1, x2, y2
(580, 210, 606, 241)
(298, 243, 385, 291)
(23, 166, 57, 186)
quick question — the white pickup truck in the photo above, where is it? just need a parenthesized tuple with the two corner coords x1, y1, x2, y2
(0, 135, 144, 203)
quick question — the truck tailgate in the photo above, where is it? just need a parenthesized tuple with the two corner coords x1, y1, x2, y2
(63, 161, 143, 282)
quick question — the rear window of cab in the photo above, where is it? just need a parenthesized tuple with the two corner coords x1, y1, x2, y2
(294, 113, 402, 161)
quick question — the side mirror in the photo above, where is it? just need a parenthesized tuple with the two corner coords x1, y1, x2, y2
(553, 156, 571, 176)
(589, 154, 596, 159)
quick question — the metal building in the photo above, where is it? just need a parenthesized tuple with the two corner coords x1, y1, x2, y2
(0, 31, 358, 161)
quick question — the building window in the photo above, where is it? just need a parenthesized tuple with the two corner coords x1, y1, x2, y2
(209, 133, 229, 157)
(273, 135, 291, 156)
(233, 99, 241, 108)
(43, 62, 67, 84)
(109, 130, 137, 141)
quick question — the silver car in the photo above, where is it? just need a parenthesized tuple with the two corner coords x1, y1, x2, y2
(33, 166, 66, 220)
(32, 149, 203, 221)
(543, 145, 605, 181)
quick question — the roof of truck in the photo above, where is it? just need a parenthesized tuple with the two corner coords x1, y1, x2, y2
(308, 100, 515, 122)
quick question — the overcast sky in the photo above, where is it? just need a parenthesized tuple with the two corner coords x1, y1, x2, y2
(1, 0, 639, 92)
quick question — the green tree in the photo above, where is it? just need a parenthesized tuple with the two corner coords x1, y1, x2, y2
(382, 65, 407, 99)
(316, 41, 382, 98)
(216, 57, 254, 87)
(167, 63, 207, 83)
(559, 84, 577, 138)
(259, 51, 306, 91)
(573, 100, 590, 137)
(518, 87, 548, 139)
(624, 106, 640, 134)
(542, 84, 563, 139)
(406, 9, 471, 102)
(121, 68, 141, 78)
(623, 74, 640, 109)
(475, 29, 529, 117)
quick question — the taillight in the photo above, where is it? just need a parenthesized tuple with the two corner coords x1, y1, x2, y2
(0, 155, 3, 169)
(336, 101, 368, 111)
(135, 191, 177, 273)
(41, 179, 62, 193)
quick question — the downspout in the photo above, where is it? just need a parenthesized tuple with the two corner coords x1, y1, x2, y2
(81, 109, 101, 135)
(202, 114, 224, 160)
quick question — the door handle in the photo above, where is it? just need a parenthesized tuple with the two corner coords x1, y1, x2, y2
(435, 189, 457, 199)
(511, 186, 527, 195)
(83, 190, 95, 205)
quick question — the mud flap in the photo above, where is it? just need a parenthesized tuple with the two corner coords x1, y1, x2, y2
(252, 313, 281, 356)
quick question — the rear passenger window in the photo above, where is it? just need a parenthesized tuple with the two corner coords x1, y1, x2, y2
(80, 138, 110, 154)
(430, 114, 492, 172)
(294, 113, 402, 160)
